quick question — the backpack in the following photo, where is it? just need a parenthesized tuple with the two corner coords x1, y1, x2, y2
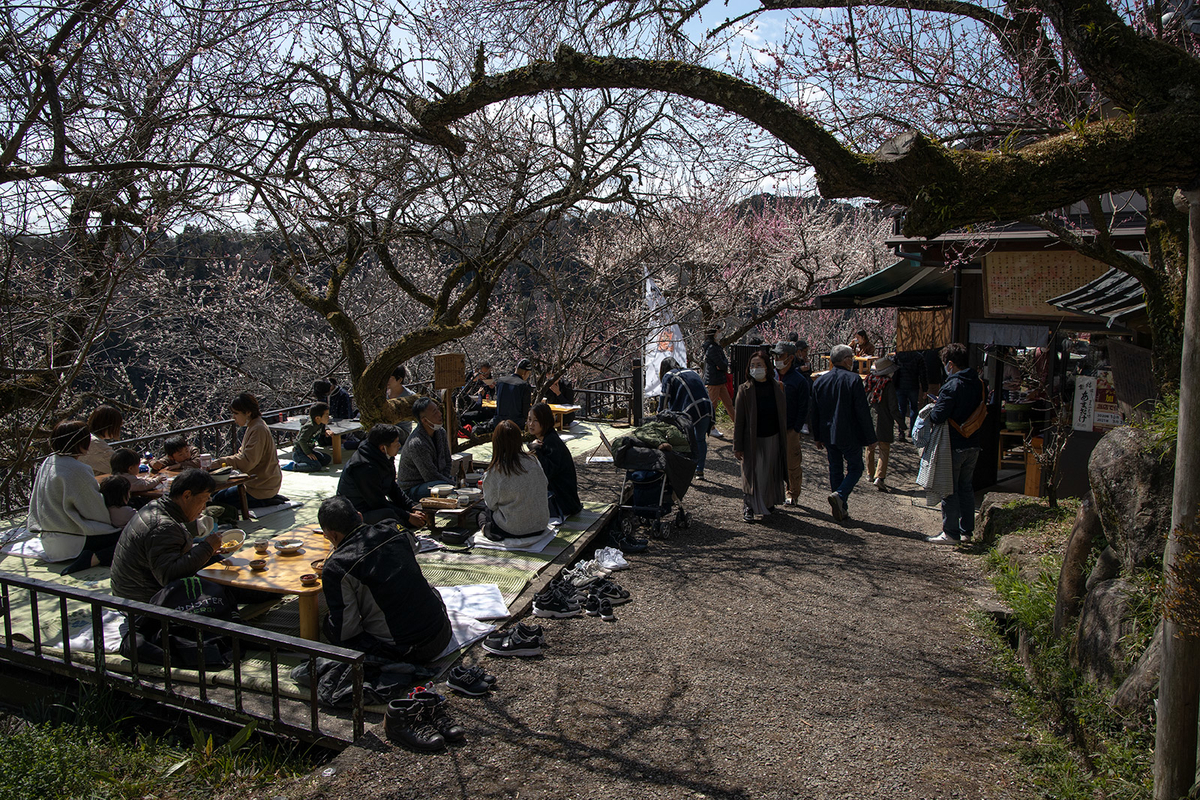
(949, 378, 988, 439)
(120, 576, 239, 670)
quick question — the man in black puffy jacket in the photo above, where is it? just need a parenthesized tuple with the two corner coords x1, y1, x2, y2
(318, 497, 451, 663)
(927, 343, 985, 544)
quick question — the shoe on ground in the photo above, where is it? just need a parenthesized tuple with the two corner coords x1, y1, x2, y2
(711, 429, 725, 439)
(873, 477, 888, 492)
(927, 532, 961, 545)
(695, 469, 704, 479)
(960, 531, 975, 543)
(384, 698, 446, 752)
(482, 628, 546, 656)
(533, 591, 583, 619)
(743, 508, 755, 523)
(598, 598, 616, 622)
(447, 665, 493, 697)
(585, 594, 602, 616)
(783, 497, 795, 506)
(408, 689, 467, 743)
(594, 546, 630, 572)
(765, 506, 775, 516)
(590, 578, 631, 605)
(827, 492, 846, 522)
(612, 530, 649, 554)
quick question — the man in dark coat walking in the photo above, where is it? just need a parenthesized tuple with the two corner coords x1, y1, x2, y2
(810, 344, 877, 522)
(927, 343, 985, 544)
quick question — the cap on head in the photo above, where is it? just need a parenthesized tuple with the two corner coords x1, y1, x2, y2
(516, 358, 533, 372)
(770, 341, 797, 357)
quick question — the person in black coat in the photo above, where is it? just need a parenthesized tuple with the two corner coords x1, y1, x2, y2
(318, 497, 451, 663)
(540, 377, 576, 426)
(336, 424, 427, 527)
(493, 358, 534, 428)
(928, 343, 985, 544)
(528, 403, 583, 518)
(809, 344, 877, 523)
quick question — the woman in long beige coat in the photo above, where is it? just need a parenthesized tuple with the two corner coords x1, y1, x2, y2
(734, 352, 788, 522)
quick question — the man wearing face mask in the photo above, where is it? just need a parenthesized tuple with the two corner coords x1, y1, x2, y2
(810, 344, 877, 523)
(926, 343, 985, 544)
(772, 341, 810, 505)
(397, 397, 455, 500)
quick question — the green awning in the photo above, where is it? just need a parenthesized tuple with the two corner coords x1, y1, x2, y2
(814, 259, 954, 309)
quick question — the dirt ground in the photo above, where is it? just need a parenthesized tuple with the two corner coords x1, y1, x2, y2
(287, 434, 1037, 800)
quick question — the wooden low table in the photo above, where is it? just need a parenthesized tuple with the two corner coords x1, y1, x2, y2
(267, 417, 362, 464)
(480, 400, 581, 430)
(197, 525, 331, 640)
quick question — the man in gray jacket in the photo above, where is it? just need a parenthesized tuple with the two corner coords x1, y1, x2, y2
(110, 469, 223, 603)
(397, 397, 454, 500)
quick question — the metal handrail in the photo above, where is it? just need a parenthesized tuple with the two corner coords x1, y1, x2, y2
(0, 571, 366, 747)
(110, 404, 312, 452)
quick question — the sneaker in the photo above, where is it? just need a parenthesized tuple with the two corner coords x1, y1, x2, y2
(743, 508, 755, 523)
(783, 497, 795, 506)
(927, 532, 961, 545)
(384, 698, 446, 752)
(590, 578, 631, 606)
(447, 665, 494, 697)
(482, 628, 545, 656)
(562, 559, 608, 588)
(612, 529, 649, 554)
(533, 591, 583, 618)
(711, 429, 725, 439)
(595, 547, 630, 572)
(598, 598, 616, 621)
(584, 594, 602, 616)
(827, 492, 846, 522)
(408, 689, 466, 743)
(695, 469, 704, 479)
(873, 477, 888, 492)
(960, 531, 975, 544)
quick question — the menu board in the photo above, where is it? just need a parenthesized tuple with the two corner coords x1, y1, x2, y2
(1093, 370, 1121, 430)
(984, 251, 1108, 317)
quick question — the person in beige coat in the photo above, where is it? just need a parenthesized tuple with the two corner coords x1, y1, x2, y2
(733, 352, 788, 522)
(213, 392, 284, 508)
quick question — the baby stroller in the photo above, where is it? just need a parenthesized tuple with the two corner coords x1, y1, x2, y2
(610, 411, 696, 545)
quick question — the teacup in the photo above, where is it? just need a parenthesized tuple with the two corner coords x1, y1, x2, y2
(253, 541, 270, 555)
(249, 559, 268, 571)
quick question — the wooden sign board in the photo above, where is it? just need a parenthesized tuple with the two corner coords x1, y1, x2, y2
(434, 353, 467, 391)
(984, 251, 1108, 318)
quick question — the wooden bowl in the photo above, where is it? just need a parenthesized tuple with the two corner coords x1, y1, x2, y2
(249, 559, 268, 572)
(299, 573, 319, 587)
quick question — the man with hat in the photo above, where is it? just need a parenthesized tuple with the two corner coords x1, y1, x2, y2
(810, 344, 877, 522)
(864, 354, 904, 492)
(494, 358, 535, 429)
(772, 340, 810, 505)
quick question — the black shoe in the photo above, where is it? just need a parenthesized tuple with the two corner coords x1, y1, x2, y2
(584, 594, 602, 616)
(590, 578, 631, 606)
(447, 665, 494, 697)
(482, 628, 546, 657)
(695, 469, 704, 479)
(409, 689, 466, 743)
(612, 531, 649, 554)
(62, 550, 96, 575)
(597, 598, 616, 622)
(533, 590, 583, 619)
(743, 509, 755, 522)
(384, 698, 446, 752)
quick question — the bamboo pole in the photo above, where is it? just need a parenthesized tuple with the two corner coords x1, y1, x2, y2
(1156, 186, 1200, 800)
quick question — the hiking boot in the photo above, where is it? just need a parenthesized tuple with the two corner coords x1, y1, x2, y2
(408, 689, 466, 743)
(447, 665, 494, 697)
(533, 591, 583, 619)
(384, 698, 446, 752)
(482, 627, 546, 657)
(826, 492, 846, 522)
(590, 578, 630, 605)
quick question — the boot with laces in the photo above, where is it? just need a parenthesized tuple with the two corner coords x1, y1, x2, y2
(384, 697, 446, 752)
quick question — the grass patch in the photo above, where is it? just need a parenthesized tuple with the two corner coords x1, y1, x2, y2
(979, 498, 1155, 800)
(0, 688, 311, 800)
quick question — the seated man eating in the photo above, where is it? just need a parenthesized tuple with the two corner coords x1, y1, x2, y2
(109, 469, 224, 603)
(337, 424, 428, 527)
(396, 397, 454, 500)
(317, 496, 452, 663)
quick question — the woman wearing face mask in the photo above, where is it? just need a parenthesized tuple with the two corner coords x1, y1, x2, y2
(733, 353, 788, 522)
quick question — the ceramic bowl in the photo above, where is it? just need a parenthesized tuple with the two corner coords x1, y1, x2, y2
(249, 559, 268, 571)
(253, 541, 271, 555)
(299, 573, 319, 587)
(273, 539, 304, 554)
(430, 484, 455, 498)
(310, 559, 325, 575)
(218, 528, 246, 553)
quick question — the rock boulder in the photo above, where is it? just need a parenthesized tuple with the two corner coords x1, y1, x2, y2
(1088, 427, 1173, 573)
(1073, 578, 1135, 685)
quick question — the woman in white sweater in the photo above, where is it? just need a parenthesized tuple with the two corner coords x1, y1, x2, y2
(78, 405, 123, 476)
(481, 420, 549, 539)
(27, 420, 120, 566)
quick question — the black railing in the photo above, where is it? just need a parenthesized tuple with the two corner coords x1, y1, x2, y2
(0, 572, 365, 748)
(578, 375, 634, 423)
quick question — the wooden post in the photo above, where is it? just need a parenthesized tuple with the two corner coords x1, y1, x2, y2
(1156, 186, 1200, 800)
(631, 359, 643, 427)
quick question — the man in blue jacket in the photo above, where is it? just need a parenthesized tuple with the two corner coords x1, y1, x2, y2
(772, 340, 811, 505)
(927, 343, 985, 544)
(810, 345, 877, 522)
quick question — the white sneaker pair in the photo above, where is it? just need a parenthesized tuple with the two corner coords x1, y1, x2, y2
(594, 546, 630, 572)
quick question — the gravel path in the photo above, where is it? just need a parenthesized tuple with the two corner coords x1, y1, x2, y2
(291, 435, 1036, 800)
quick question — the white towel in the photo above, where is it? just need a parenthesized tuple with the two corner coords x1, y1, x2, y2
(470, 526, 557, 553)
(436, 584, 508, 619)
